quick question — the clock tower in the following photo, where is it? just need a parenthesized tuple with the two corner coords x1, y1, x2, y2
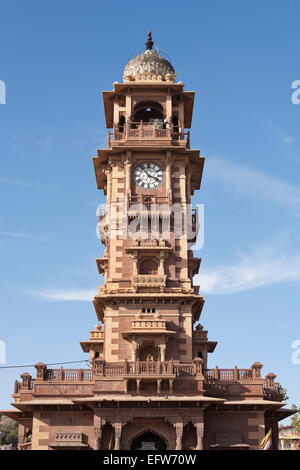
(91, 31, 207, 374)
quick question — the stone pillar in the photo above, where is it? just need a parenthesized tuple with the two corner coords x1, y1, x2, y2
(113, 422, 122, 450)
(20, 372, 32, 390)
(34, 362, 46, 381)
(175, 422, 184, 450)
(265, 417, 278, 450)
(159, 251, 165, 275)
(125, 152, 132, 198)
(132, 338, 138, 362)
(158, 339, 166, 362)
(194, 420, 204, 450)
(93, 415, 104, 450)
(251, 362, 263, 379)
(265, 372, 276, 389)
(94, 427, 102, 450)
(166, 151, 172, 203)
(157, 379, 161, 395)
(132, 252, 138, 276)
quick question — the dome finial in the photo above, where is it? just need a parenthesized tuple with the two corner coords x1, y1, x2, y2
(145, 30, 153, 50)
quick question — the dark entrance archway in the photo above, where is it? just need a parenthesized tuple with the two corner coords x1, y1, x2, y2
(130, 430, 167, 450)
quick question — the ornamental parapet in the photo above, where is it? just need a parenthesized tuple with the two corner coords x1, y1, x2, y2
(11, 361, 282, 403)
(107, 122, 190, 149)
(92, 359, 202, 378)
(132, 274, 166, 291)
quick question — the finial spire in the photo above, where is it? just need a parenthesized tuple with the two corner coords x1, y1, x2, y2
(145, 30, 153, 50)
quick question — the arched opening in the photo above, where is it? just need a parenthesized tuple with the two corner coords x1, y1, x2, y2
(118, 115, 126, 133)
(133, 101, 164, 125)
(130, 430, 167, 450)
(139, 344, 159, 361)
(139, 258, 158, 275)
(100, 423, 114, 450)
(182, 422, 197, 450)
(172, 115, 179, 133)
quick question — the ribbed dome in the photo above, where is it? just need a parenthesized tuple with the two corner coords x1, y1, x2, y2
(123, 31, 175, 83)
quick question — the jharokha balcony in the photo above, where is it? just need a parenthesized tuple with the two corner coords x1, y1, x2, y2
(13, 360, 283, 402)
(107, 121, 190, 149)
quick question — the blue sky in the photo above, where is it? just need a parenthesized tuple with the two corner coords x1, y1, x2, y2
(0, 1, 300, 420)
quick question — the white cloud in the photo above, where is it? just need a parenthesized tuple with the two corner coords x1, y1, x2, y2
(263, 120, 294, 145)
(31, 289, 96, 301)
(196, 244, 300, 295)
(0, 231, 48, 241)
(205, 159, 300, 211)
(0, 176, 41, 189)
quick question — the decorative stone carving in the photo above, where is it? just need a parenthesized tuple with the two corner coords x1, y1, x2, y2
(123, 47, 175, 82)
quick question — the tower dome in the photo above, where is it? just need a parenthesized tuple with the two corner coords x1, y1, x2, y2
(123, 31, 175, 83)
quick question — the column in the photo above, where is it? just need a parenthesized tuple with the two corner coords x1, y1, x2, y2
(159, 251, 165, 275)
(93, 415, 103, 450)
(132, 252, 138, 275)
(132, 339, 138, 362)
(159, 341, 166, 362)
(157, 379, 161, 395)
(113, 422, 123, 450)
(166, 151, 172, 203)
(194, 420, 204, 450)
(125, 152, 132, 198)
(175, 422, 184, 450)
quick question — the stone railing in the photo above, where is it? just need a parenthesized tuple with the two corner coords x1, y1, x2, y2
(108, 122, 190, 149)
(193, 330, 208, 342)
(90, 330, 104, 340)
(130, 319, 167, 330)
(204, 363, 263, 381)
(32, 363, 92, 384)
(110, 122, 187, 139)
(129, 195, 170, 205)
(93, 359, 202, 377)
(44, 368, 92, 382)
(133, 274, 166, 289)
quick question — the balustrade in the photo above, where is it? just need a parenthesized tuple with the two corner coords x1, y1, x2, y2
(107, 121, 190, 148)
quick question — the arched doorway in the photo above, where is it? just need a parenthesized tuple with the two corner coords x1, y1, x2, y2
(130, 430, 167, 450)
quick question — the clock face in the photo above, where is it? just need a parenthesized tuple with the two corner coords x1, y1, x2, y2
(134, 162, 164, 189)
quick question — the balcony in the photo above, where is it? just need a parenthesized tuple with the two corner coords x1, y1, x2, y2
(132, 274, 166, 292)
(107, 121, 190, 149)
(12, 361, 283, 402)
(92, 360, 200, 378)
(122, 317, 176, 341)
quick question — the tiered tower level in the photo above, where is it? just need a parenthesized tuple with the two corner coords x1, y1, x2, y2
(4, 32, 294, 451)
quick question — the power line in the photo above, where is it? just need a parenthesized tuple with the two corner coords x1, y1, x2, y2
(0, 360, 90, 370)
